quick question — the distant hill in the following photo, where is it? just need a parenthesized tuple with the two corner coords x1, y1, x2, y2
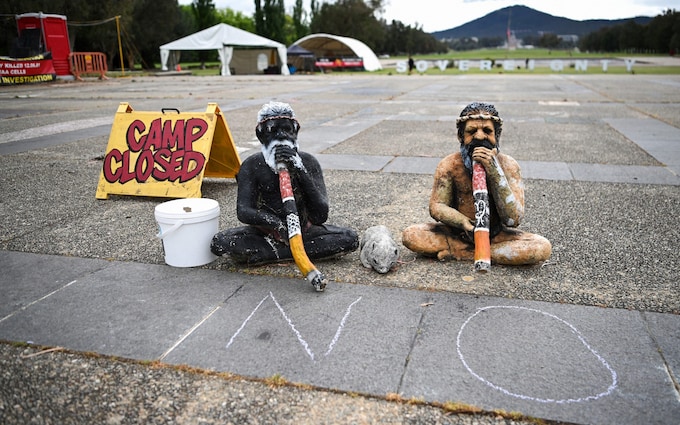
(431, 5, 653, 40)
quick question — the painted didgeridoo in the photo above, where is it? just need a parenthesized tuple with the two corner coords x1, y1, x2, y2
(472, 161, 491, 272)
(277, 164, 326, 292)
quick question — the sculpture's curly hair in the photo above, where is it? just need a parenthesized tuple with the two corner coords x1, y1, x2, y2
(455, 102, 503, 143)
(256, 101, 299, 129)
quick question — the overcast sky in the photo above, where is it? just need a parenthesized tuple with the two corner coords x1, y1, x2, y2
(179, 0, 676, 33)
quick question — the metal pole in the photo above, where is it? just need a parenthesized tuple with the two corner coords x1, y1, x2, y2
(115, 15, 125, 75)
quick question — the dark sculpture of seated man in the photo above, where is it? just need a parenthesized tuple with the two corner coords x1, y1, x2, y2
(402, 102, 552, 266)
(211, 101, 359, 265)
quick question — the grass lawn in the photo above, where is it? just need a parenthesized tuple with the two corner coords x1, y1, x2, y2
(108, 49, 679, 77)
(373, 64, 680, 76)
(405, 48, 647, 61)
(379, 48, 680, 75)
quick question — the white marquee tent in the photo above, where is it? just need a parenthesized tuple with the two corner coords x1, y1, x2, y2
(290, 33, 382, 72)
(160, 23, 289, 76)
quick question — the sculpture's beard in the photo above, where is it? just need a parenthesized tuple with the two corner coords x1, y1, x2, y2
(262, 138, 303, 172)
(460, 139, 496, 173)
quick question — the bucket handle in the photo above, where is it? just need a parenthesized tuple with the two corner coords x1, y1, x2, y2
(156, 220, 183, 239)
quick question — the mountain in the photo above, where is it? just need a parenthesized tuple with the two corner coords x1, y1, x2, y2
(431, 5, 653, 40)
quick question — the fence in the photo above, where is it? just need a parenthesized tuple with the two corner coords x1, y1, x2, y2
(69, 52, 108, 81)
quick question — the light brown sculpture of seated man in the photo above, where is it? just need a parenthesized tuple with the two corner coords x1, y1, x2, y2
(402, 102, 552, 266)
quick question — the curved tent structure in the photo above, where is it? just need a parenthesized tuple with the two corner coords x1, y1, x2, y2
(160, 24, 289, 76)
(291, 34, 382, 72)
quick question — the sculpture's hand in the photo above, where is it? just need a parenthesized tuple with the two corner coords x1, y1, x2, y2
(463, 216, 475, 234)
(435, 204, 475, 234)
(471, 147, 497, 170)
(274, 145, 298, 169)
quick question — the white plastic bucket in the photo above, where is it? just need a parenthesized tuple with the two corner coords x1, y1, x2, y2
(154, 198, 220, 267)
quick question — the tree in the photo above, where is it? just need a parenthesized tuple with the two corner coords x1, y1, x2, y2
(131, 0, 179, 69)
(216, 8, 255, 33)
(538, 33, 560, 49)
(579, 9, 679, 54)
(176, 5, 197, 37)
(382, 20, 408, 54)
(292, 0, 309, 42)
(382, 19, 448, 55)
(309, 0, 320, 22)
(310, 0, 384, 51)
(191, 0, 219, 29)
(254, 0, 286, 43)
(307, 0, 444, 55)
(645, 9, 680, 54)
(618, 20, 644, 53)
(68, 1, 137, 71)
(191, 0, 219, 68)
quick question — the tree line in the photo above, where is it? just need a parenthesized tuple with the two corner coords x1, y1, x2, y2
(579, 9, 679, 54)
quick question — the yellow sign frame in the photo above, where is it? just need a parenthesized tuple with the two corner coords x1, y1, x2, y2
(95, 102, 241, 199)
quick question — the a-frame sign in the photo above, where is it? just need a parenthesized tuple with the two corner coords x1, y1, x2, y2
(96, 102, 241, 199)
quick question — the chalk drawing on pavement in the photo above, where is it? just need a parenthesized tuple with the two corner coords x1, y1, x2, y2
(456, 305, 618, 404)
(225, 291, 362, 362)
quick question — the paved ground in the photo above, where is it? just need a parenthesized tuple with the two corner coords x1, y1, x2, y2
(1, 72, 679, 424)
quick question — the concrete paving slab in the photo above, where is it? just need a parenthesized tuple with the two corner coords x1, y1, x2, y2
(569, 163, 680, 185)
(299, 117, 382, 153)
(1, 117, 113, 145)
(631, 103, 680, 129)
(322, 120, 454, 158)
(506, 120, 660, 167)
(0, 251, 110, 320)
(399, 294, 680, 425)
(316, 153, 393, 171)
(606, 118, 680, 142)
(605, 118, 680, 166)
(626, 140, 680, 169)
(163, 279, 427, 396)
(382, 156, 441, 174)
(2, 251, 679, 425)
(517, 160, 573, 181)
(0, 260, 241, 360)
(643, 311, 680, 384)
(0, 124, 112, 155)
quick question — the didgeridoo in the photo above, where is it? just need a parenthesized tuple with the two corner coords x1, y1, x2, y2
(472, 161, 491, 272)
(277, 164, 327, 292)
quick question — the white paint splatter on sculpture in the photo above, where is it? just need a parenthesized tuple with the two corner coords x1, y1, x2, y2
(261, 138, 305, 173)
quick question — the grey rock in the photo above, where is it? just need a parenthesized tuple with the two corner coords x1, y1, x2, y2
(360, 225, 399, 274)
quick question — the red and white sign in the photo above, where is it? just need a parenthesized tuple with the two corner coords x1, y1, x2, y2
(0, 55, 57, 85)
(315, 58, 364, 69)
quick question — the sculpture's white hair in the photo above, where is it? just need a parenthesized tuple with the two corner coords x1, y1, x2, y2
(257, 101, 296, 125)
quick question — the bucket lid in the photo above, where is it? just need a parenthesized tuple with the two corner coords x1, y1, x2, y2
(154, 198, 219, 220)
